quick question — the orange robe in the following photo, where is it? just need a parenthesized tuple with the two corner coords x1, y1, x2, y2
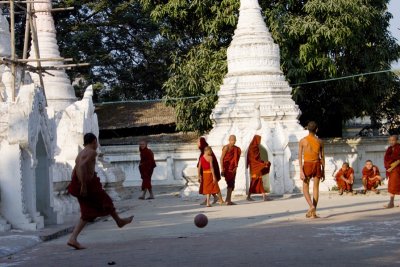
(199, 156, 220, 194)
(335, 167, 354, 191)
(197, 137, 221, 194)
(303, 135, 322, 179)
(139, 147, 156, 190)
(222, 145, 241, 190)
(362, 166, 381, 190)
(384, 144, 400, 195)
(68, 170, 115, 222)
(247, 135, 270, 194)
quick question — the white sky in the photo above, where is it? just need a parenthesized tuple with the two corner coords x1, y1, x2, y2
(389, 0, 400, 68)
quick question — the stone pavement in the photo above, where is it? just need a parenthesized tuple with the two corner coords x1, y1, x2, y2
(1, 185, 400, 267)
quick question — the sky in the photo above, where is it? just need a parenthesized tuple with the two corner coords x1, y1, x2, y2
(388, 0, 400, 69)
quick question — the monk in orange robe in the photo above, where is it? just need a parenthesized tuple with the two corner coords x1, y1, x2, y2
(197, 137, 220, 205)
(220, 135, 241, 205)
(198, 146, 224, 207)
(68, 133, 133, 249)
(361, 160, 382, 194)
(335, 163, 354, 195)
(384, 135, 400, 208)
(138, 140, 156, 200)
(299, 121, 325, 218)
(246, 135, 271, 201)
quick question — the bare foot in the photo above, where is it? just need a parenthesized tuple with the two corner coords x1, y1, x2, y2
(247, 197, 255, 201)
(146, 196, 155, 200)
(206, 204, 212, 207)
(384, 203, 395, 209)
(226, 201, 237, 206)
(212, 198, 218, 204)
(67, 240, 86, 250)
(306, 207, 315, 218)
(138, 196, 145, 200)
(117, 216, 134, 228)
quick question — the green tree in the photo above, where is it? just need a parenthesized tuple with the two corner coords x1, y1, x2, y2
(53, 0, 173, 101)
(143, 0, 400, 136)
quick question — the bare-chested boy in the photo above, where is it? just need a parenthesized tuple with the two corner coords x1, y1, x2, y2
(67, 133, 133, 249)
(299, 121, 325, 219)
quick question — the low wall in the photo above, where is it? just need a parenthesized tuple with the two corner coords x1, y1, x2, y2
(101, 137, 389, 194)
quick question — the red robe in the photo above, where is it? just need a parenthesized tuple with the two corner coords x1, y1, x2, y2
(139, 147, 156, 190)
(335, 167, 354, 191)
(222, 145, 241, 190)
(199, 156, 220, 194)
(362, 166, 381, 190)
(384, 143, 400, 195)
(247, 135, 270, 194)
(197, 137, 221, 194)
(68, 170, 115, 222)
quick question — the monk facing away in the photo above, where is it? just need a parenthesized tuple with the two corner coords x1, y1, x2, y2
(198, 146, 224, 207)
(361, 160, 382, 194)
(384, 135, 400, 208)
(220, 135, 241, 205)
(246, 135, 271, 201)
(335, 163, 355, 195)
(138, 140, 156, 200)
(299, 121, 325, 218)
(68, 133, 133, 250)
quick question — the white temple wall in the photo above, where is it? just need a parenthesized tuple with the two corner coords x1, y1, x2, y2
(101, 137, 389, 196)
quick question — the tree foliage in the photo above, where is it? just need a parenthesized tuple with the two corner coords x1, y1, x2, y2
(52, 0, 173, 101)
(142, 0, 400, 136)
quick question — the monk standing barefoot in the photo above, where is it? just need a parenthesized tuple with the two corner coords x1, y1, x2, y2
(299, 121, 325, 219)
(198, 146, 224, 207)
(68, 133, 133, 250)
(138, 140, 156, 200)
(384, 135, 400, 208)
(197, 137, 219, 205)
(221, 135, 241, 205)
(246, 135, 271, 201)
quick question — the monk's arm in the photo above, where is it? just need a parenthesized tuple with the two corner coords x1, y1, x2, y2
(349, 174, 354, 184)
(197, 164, 202, 183)
(209, 157, 217, 183)
(220, 146, 228, 172)
(298, 140, 305, 180)
(77, 150, 97, 195)
(320, 141, 325, 181)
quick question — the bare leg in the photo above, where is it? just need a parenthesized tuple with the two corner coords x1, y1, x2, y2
(139, 189, 147, 200)
(362, 178, 367, 193)
(212, 194, 218, 204)
(312, 178, 320, 218)
(385, 195, 395, 208)
(226, 188, 233, 204)
(303, 180, 315, 218)
(147, 189, 155, 199)
(110, 211, 134, 228)
(247, 192, 254, 201)
(206, 194, 211, 207)
(67, 219, 88, 250)
(217, 192, 225, 204)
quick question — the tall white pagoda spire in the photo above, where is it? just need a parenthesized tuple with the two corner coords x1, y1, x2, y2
(206, 0, 307, 195)
(28, 0, 76, 110)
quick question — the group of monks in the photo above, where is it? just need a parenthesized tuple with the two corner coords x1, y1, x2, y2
(197, 134, 271, 207)
(66, 121, 400, 249)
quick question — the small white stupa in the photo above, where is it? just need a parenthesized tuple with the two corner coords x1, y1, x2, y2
(207, 0, 307, 195)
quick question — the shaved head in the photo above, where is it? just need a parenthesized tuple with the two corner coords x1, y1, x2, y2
(389, 135, 398, 146)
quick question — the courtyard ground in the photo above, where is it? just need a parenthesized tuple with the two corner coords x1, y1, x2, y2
(1, 186, 400, 267)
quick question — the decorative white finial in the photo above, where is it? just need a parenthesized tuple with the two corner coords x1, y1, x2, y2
(28, 0, 76, 110)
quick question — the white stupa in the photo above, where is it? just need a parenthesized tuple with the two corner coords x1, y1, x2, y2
(28, 0, 76, 110)
(207, 0, 307, 195)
